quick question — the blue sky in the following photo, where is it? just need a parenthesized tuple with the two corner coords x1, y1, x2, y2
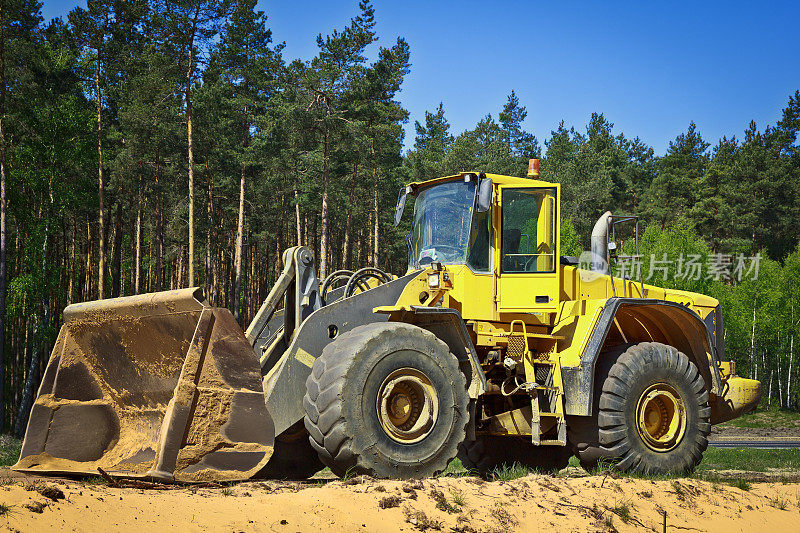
(43, 0, 800, 155)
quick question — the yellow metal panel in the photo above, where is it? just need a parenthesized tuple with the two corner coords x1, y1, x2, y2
(710, 376, 762, 424)
(443, 265, 496, 321)
(497, 184, 561, 313)
(551, 299, 606, 367)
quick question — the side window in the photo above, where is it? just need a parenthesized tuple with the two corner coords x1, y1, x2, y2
(467, 209, 491, 272)
(501, 188, 556, 273)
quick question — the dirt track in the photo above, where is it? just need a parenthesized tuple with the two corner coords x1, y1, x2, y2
(2, 469, 799, 532)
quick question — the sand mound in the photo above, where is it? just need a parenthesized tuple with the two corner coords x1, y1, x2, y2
(1, 469, 798, 532)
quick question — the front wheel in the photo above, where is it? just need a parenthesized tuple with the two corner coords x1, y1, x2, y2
(572, 342, 711, 475)
(303, 322, 469, 479)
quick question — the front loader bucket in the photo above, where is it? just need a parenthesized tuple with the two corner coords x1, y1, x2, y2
(13, 288, 274, 482)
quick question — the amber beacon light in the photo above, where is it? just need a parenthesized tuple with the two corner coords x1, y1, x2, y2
(527, 158, 540, 178)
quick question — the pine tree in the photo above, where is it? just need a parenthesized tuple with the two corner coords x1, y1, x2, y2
(204, 0, 282, 319)
(304, 0, 376, 280)
(643, 122, 709, 228)
(409, 102, 453, 180)
(0, 0, 43, 433)
(159, 0, 225, 287)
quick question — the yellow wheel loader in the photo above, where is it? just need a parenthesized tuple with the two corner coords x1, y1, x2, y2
(14, 164, 761, 481)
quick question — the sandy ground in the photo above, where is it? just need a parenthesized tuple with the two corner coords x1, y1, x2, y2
(1, 469, 799, 532)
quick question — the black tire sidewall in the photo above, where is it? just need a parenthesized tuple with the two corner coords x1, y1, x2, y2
(616, 355, 703, 472)
(344, 336, 465, 477)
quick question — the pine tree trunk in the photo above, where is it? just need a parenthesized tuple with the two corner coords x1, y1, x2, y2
(85, 217, 93, 300)
(373, 180, 379, 267)
(176, 246, 184, 290)
(155, 149, 164, 291)
(294, 177, 301, 246)
(111, 202, 122, 297)
(186, 46, 195, 287)
(371, 139, 379, 266)
(68, 223, 75, 303)
(319, 130, 330, 280)
(248, 242, 256, 320)
(356, 227, 363, 267)
(750, 303, 757, 380)
(0, 1, 8, 432)
(15, 218, 50, 436)
(233, 163, 245, 320)
(342, 163, 356, 269)
(95, 53, 106, 300)
(205, 162, 214, 303)
(134, 174, 142, 294)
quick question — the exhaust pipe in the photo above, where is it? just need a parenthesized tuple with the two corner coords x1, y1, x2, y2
(590, 211, 612, 274)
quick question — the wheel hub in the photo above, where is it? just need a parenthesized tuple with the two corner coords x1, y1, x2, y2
(377, 368, 438, 443)
(636, 384, 686, 452)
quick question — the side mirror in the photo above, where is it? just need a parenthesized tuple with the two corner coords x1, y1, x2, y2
(476, 177, 493, 212)
(394, 188, 407, 226)
(607, 241, 618, 259)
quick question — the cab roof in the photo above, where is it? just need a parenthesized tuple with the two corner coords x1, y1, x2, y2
(406, 172, 554, 193)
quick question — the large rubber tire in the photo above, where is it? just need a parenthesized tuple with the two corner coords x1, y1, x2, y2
(254, 421, 324, 480)
(567, 344, 631, 470)
(569, 342, 711, 475)
(458, 435, 571, 475)
(303, 322, 469, 479)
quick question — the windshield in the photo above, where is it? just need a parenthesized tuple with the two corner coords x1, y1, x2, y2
(408, 179, 476, 269)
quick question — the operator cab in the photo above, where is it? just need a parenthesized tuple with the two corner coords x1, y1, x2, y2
(396, 167, 562, 314)
(406, 176, 491, 272)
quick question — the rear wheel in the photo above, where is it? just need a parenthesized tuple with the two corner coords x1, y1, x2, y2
(458, 435, 571, 475)
(303, 322, 469, 479)
(569, 342, 711, 475)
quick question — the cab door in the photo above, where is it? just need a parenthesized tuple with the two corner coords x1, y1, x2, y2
(497, 185, 560, 313)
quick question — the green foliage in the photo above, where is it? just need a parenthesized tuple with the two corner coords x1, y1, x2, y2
(635, 223, 713, 294)
(642, 122, 710, 229)
(560, 218, 583, 257)
(539, 114, 655, 238)
(0, 437, 21, 467)
(408, 103, 453, 180)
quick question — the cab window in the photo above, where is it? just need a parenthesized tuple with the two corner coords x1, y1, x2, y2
(501, 188, 556, 273)
(466, 208, 491, 272)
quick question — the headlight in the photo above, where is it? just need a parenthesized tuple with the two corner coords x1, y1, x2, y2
(428, 273, 440, 288)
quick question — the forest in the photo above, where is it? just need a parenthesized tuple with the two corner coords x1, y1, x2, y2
(0, 0, 798, 434)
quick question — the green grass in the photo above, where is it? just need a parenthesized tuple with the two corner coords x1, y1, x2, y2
(440, 446, 800, 483)
(728, 478, 751, 491)
(0, 437, 21, 467)
(450, 489, 466, 507)
(718, 408, 800, 429)
(611, 502, 631, 523)
(490, 462, 531, 481)
(695, 447, 800, 473)
(438, 457, 471, 477)
(768, 494, 789, 510)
